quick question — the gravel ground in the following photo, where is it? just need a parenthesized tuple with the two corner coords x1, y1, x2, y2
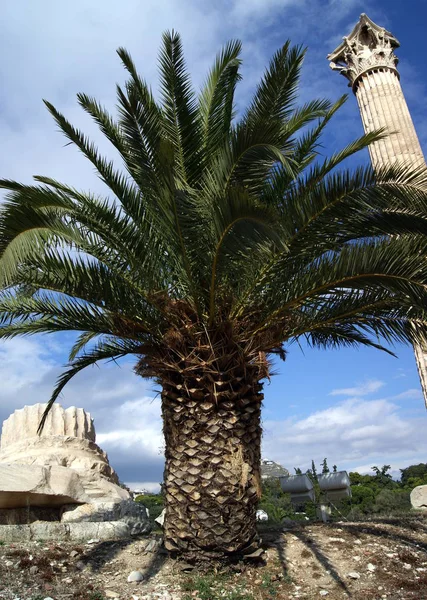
(1, 515, 427, 600)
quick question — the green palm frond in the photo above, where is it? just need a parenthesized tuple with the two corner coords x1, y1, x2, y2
(257, 234, 427, 331)
(1, 32, 427, 423)
(158, 30, 201, 186)
(292, 94, 348, 167)
(244, 41, 305, 124)
(199, 40, 242, 160)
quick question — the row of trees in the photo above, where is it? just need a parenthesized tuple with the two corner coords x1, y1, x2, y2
(138, 461, 427, 528)
(344, 462, 427, 518)
(259, 461, 427, 522)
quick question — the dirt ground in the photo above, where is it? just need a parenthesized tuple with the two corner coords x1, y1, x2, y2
(1, 515, 427, 600)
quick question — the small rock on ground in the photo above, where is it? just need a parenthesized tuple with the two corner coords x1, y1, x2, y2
(127, 570, 145, 582)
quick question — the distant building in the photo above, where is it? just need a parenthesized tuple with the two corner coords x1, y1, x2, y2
(131, 489, 149, 500)
(261, 459, 289, 479)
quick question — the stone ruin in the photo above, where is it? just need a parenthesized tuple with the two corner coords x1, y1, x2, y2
(0, 403, 150, 541)
(410, 485, 427, 511)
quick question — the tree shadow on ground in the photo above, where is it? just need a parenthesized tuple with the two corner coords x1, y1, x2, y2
(262, 526, 351, 596)
(338, 521, 427, 554)
(293, 529, 352, 596)
(82, 535, 166, 581)
(142, 547, 168, 580)
(260, 528, 290, 578)
(82, 538, 133, 570)
(271, 535, 293, 585)
(359, 515, 427, 535)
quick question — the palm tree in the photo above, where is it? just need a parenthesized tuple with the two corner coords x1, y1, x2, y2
(1, 33, 427, 560)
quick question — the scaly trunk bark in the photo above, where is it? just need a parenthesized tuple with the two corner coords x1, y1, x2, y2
(161, 372, 263, 560)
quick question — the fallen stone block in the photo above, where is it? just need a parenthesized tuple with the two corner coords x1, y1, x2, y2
(66, 521, 131, 541)
(0, 524, 31, 542)
(0, 520, 131, 542)
(0, 464, 89, 509)
(61, 499, 150, 535)
(0, 403, 144, 535)
(30, 521, 70, 541)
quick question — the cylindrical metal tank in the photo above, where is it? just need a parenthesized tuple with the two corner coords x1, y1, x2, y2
(289, 489, 316, 505)
(280, 474, 313, 494)
(318, 472, 350, 491)
(322, 488, 352, 502)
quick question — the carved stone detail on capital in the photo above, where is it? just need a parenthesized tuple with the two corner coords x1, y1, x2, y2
(327, 14, 400, 88)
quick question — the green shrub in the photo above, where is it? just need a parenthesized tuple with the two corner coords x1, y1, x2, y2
(258, 477, 294, 523)
(373, 489, 411, 514)
(400, 463, 427, 488)
(346, 484, 376, 514)
(135, 493, 164, 522)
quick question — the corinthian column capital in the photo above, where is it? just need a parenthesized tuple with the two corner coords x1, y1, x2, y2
(327, 13, 400, 89)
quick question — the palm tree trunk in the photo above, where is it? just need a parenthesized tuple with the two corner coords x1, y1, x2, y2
(161, 372, 263, 560)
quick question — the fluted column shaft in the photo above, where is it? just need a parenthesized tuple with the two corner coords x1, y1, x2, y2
(355, 68, 427, 405)
(328, 14, 427, 407)
(355, 68, 425, 169)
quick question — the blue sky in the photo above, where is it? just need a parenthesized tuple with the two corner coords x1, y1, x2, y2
(1, 0, 427, 490)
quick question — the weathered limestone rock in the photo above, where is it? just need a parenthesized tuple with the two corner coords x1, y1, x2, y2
(0, 403, 95, 449)
(0, 436, 119, 486)
(0, 403, 150, 537)
(61, 499, 150, 535)
(0, 403, 118, 486)
(410, 485, 427, 510)
(0, 404, 121, 490)
(0, 521, 131, 542)
(67, 521, 131, 541)
(0, 464, 89, 509)
(73, 473, 130, 503)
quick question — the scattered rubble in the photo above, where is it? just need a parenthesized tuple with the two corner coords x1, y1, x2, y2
(0, 515, 426, 599)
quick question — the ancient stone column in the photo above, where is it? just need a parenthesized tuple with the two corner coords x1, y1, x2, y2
(327, 13, 427, 407)
(0, 403, 95, 449)
(0, 403, 119, 485)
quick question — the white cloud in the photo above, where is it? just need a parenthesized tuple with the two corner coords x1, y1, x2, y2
(329, 379, 385, 397)
(0, 0, 382, 196)
(0, 338, 56, 395)
(263, 391, 427, 475)
(96, 398, 165, 460)
(390, 389, 422, 401)
(230, 0, 305, 20)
